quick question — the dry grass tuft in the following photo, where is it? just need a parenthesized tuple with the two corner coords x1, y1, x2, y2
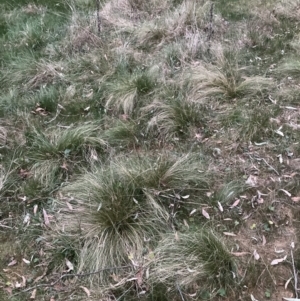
(22, 4, 46, 15)
(135, 0, 211, 49)
(3, 57, 66, 91)
(63, 7, 102, 53)
(100, 0, 137, 30)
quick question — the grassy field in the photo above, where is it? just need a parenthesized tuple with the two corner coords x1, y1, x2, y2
(1, 0, 300, 300)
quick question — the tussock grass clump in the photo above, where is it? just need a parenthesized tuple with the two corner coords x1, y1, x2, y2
(2, 56, 66, 91)
(277, 58, 300, 78)
(105, 68, 157, 115)
(100, 0, 171, 31)
(0, 87, 59, 117)
(185, 62, 273, 102)
(135, 0, 210, 49)
(117, 154, 208, 191)
(178, 45, 274, 102)
(240, 107, 275, 142)
(31, 86, 60, 113)
(3, 5, 63, 52)
(128, 0, 170, 15)
(150, 229, 237, 295)
(26, 124, 106, 187)
(145, 96, 208, 140)
(1, 0, 295, 299)
(0, 89, 23, 116)
(103, 119, 141, 149)
(274, 0, 300, 20)
(66, 51, 111, 85)
(214, 180, 248, 204)
(62, 4, 102, 54)
(56, 154, 208, 284)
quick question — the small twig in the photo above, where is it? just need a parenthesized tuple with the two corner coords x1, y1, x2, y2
(261, 158, 279, 176)
(207, 2, 214, 42)
(176, 282, 186, 301)
(249, 154, 280, 176)
(290, 243, 298, 298)
(255, 257, 277, 287)
(207, 2, 214, 55)
(0, 223, 13, 229)
(96, 0, 101, 34)
(11, 265, 131, 297)
(44, 106, 62, 124)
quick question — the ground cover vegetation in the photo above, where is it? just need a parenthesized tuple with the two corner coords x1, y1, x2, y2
(1, 0, 300, 300)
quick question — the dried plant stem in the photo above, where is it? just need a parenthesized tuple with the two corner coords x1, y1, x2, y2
(96, 0, 101, 34)
(12, 265, 131, 296)
(291, 247, 298, 298)
(261, 158, 279, 176)
(207, 2, 214, 55)
(176, 281, 186, 301)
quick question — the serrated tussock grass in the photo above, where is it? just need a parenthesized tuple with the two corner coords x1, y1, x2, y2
(150, 229, 237, 293)
(1, 0, 298, 299)
(185, 62, 273, 102)
(144, 96, 208, 140)
(1, 56, 66, 92)
(104, 68, 157, 115)
(135, 0, 210, 49)
(62, 4, 102, 54)
(26, 124, 106, 187)
(2, 5, 67, 53)
(100, 0, 175, 32)
(214, 180, 248, 204)
(56, 153, 209, 284)
(103, 119, 140, 149)
(240, 107, 276, 142)
(277, 59, 300, 78)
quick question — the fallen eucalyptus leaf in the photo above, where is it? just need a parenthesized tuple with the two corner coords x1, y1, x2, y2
(245, 175, 257, 187)
(42, 209, 50, 226)
(190, 209, 196, 216)
(230, 199, 240, 208)
(202, 208, 210, 219)
(65, 258, 74, 271)
(223, 232, 236, 237)
(30, 288, 37, 299)
(250, 294, 260, 301)
(253, 249, 260, 260)
(22, 258, 30, 265)
(271, 255, 287, 265)
(8, 259, 17, 267)
(231, 252, 250, 257)
(279, 189, 291, 197)
(217, 201, 223, 212)
(181, 195, 190, 199)
(80, 286, 91, 297)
